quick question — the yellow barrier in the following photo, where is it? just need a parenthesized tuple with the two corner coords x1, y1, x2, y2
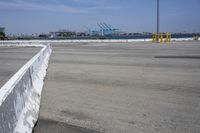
(193, 36, 199, 41)
(160, 33, 163, 43)
(152, 34, 156, 43)
(166, 32, 171, 42)
(152, 33, 171, 43)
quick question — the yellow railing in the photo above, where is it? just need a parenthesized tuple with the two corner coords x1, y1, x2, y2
(152, 32, 171, 43)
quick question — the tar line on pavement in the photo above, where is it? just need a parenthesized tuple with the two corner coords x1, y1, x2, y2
(33, 118, 101, 133)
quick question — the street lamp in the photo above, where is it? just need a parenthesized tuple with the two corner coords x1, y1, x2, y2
(157, 0, 160, 43)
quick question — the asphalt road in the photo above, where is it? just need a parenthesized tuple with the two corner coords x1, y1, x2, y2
(35, 41, 200, 133)
(0, 46, 40, 88)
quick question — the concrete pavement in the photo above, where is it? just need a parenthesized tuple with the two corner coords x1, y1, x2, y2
(35, 41, 200, 133)
(0, 46, 41, 88)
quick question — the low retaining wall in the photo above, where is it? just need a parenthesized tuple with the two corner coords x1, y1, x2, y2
(0, 37, 194, 44)
(0, 43, 52, 133)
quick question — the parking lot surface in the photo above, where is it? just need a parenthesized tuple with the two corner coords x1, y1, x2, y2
(0, 46, 40, 88)
(35, 41, 200, 133)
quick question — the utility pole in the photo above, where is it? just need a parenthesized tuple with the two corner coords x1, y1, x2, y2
(157, 0, 160, 43)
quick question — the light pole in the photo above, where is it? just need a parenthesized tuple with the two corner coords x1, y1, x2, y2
(157, 0, 160, 43)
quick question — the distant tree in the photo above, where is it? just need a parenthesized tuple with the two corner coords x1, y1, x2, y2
(0, 32, 5, 40)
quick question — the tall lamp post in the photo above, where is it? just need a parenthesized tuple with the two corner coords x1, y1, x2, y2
(157, 0, 160, 43)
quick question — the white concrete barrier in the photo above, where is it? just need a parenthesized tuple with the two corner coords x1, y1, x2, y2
(0, 37, 195, 44)
(0, 43, 52, 133)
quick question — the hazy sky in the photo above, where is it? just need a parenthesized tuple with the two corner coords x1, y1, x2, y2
(0, 0, 200, 34)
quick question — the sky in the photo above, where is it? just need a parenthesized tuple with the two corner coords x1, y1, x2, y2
(0, 0, 200, 35)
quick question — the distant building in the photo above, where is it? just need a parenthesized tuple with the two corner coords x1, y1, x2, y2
(50, 29, 76, 38)
(0, 27, 5, 33)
